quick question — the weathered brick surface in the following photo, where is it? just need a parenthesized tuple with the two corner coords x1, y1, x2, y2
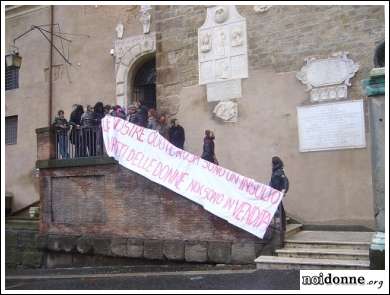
(39, 165, 261, 243)
(91, 237, 112, 256)
(231, 241, 256, 264)
(51, 175, 106, 225)
(144, 240, 164, 260)
(185, 241, 208, 263)
(163, 240, 185, 261)
(36, 128, 56, 161)
(47, 234, 62, 252)
(155, 5, 385, 113)
(208, 241, 232, 264)
(60, 236, 78, 253)
(111, 238, 128, 257)
(76, 236, 93, 254)
(127, 238, 144, 258)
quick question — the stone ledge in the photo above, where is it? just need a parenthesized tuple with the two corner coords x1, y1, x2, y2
(36, 156, 118, 169)
(37, 234, 270, 265)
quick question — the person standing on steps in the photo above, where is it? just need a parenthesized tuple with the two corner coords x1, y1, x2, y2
(269, 156, 289, 247)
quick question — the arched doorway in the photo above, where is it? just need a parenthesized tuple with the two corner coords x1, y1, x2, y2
(114, 33, 156, 108)
(131, 56, 156, 109)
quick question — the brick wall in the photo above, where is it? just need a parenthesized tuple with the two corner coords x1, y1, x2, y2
(38, 162, 276, 264)
(36, 127, 56, 161)
(155, 5, 385, 113)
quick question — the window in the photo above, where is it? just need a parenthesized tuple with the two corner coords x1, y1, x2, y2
(5, 116, 18, 145)
(5, 66, 19, 90)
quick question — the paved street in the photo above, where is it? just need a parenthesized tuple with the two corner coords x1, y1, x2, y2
(5, 267, 299, 290)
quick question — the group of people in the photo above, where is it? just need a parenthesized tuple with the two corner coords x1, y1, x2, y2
(106, 103, 186, 150)
(53, 102, 107, 159)
(54, 101, 289, 239)
(53, 101, 219, 164)
(53, 102, 188, 160)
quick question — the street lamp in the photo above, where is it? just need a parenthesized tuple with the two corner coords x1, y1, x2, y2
(5, 51, 22, 68)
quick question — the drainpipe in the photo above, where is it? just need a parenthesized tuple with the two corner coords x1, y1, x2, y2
(49, 5, 53, 125)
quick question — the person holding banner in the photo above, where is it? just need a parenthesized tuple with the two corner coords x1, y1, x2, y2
(270, 156, 289, 245)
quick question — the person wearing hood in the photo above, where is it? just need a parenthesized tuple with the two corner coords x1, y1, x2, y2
(201, 130, 218, 165)
(269, 156, 289, 245)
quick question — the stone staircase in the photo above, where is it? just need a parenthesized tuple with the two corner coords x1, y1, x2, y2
(255, 217, 373, 270)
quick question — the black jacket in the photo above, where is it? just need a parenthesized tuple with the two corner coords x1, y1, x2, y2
(134, 106, 148, 128)
(81, 111, 96, 127)
(270, 168, 289, 193)
(201, 137, 215, 163)
(69, 109, 83, 126)
(169, 125, 185, 149)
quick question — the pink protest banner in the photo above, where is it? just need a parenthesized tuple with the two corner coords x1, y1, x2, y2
(102, 116, 283, 239)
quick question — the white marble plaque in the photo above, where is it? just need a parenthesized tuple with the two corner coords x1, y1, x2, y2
(207, 79, 242, 102)
(297, 100, 366, 152)
(198, 6, 248, 105)
(296, 52, 359, 102)
(198, 6, 248, 86)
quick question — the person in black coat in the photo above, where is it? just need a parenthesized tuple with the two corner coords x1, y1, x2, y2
(269, 156, 289, 244)
(168, 119, 185, 149)
(69, 105, 84, 157)
(201, 130, 218, 164)
(93, 101, 105, 156)
(134, 105, 148, 128)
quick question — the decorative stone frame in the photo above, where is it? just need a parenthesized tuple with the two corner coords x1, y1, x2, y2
(296, 52, 359, 102)
(114, 32, 156, 107)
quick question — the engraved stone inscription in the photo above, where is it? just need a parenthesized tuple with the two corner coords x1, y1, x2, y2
(51, 176, 106, 224)
(207, 79, 241, 102)
(198, 6, 248, 86)
(200, 32, 212, 53)
(296, 52, 359, 102)
(231, 26, 243, 47)
(297, 100, 366, 152)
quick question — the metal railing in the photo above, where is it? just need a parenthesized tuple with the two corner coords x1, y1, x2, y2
(54, 125, 105, 159)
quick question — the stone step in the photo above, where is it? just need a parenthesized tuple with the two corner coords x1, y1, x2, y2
(286, 224, 302, 237)
(255, 256, 370, 270)
(276, 248, 369, 261)
(285, 230, 373, 250)
(284, 240, 370, 250)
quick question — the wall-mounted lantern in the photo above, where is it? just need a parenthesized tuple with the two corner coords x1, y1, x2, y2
(5, 52, 22, 68)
